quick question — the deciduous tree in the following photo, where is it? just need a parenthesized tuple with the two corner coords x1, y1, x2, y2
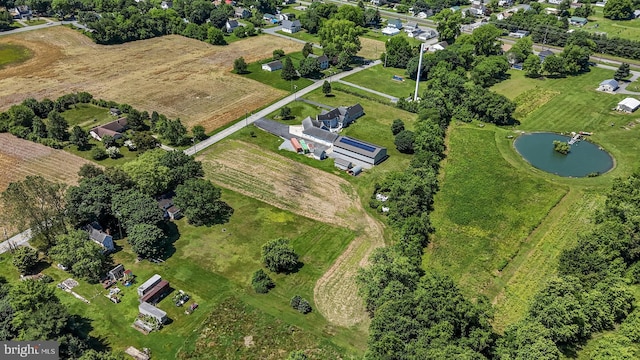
(322, 80, 331, 96)
(111, 189, 163, 231)
(128, 223, 166, 259)
(434, 9, 462, 43)
(122, 149, 171, 195)
(524, 54, 542, 77)
(174, 178, 233, 226)
(614, 62, 630, 81)
(261, 238, 299, 273)
(384, 36, 413, 69)
(50, 230, 108, 283)
(604, 0, 633, 20)
(10, 279, 69, 340)
(69, 125, 89, 150)
(1, 176, 67, 250)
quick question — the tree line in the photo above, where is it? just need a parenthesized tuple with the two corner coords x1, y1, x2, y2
(492, 6, 640, 60)
(0, 92, 200, 160)
(357, 20, 640, 358)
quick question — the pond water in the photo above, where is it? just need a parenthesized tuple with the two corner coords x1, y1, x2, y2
(514, 132, 614, 177)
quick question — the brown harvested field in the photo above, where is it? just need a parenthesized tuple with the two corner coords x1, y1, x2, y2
(0, 27, 303, 132)
(198, 140, 384, 328)
(0, 133, 94, 233)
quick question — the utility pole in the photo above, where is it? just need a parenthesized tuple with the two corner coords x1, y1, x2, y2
(414, 43, 425, 102)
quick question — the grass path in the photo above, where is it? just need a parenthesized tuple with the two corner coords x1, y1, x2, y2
(490, 189, 603, 331)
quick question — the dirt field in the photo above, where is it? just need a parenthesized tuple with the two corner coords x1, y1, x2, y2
(199, 140, 384, 327)
(0, 133, 93, 234)
(0, 28, 303, 132)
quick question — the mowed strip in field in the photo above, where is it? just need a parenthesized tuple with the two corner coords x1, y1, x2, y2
(0, 133, 93, 234)
(198, 140, 384, 328)
(0, 27, 302, 132)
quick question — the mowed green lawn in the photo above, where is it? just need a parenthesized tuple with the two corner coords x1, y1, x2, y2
(0, 190, 363, 358)
(423, 126, 567, 298)
(571, 7, 640, 41)
(242, 51, 315, 92)
(493, 68, 640, 181)
(0, 43, 32, 69)
(62, 103, 114, 129)
(342, 63, 426, 99)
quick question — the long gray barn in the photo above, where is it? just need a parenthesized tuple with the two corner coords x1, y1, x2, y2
(333, 136, 387, 165)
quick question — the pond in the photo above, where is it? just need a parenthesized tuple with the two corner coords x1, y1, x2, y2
(514, 132, 614, 177)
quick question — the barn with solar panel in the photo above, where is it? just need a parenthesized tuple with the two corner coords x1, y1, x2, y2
(333, 136, 388, 165)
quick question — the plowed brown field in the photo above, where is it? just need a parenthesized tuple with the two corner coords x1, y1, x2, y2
(0, 133, 93, 234)
(0, 27, 302, 132)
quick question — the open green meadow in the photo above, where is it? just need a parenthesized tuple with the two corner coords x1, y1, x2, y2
(265, 99, 324, 124)
(423, 126, 567, 299)
(0, 190, 364, 357)
(0, 43, 32, 69)
(342, 63, 426, 99)
(430, 67, 640, 333)
(571, 7, 640, 41)
(242, 51, 316, 92)
(62, 103, 114, 129)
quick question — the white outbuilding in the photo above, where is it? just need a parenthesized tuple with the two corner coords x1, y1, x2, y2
(617, 98, 640, 113)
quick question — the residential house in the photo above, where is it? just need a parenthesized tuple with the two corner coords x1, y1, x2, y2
(595, 1, 606, 6)
(160, 1, 172, 9)
(382, 27, 400, 36)
(316, 103, 364, 131)
(428, 41, 448, 52)
(404, 22, 418, 32)
(263, 13, 277, 22)
(282, 19, 301, 33)
(467, 1, 487, 17)
(598, 79, 619, 92)
(508, 30, 529, 38)
(617, 98, 640, 113)
(301, 117, 339, 146)
(90, 118, 128, 141)
(11, 5, 32, 19)
(262, 60, 283, 71)
(158, 196, 182, 220)
(569, 16, 588, 26)
(387, 19, 403, 29)
(498, 0, 513, 6)
(416, 11, 430, 19)
(538, 49, 554, 62)
(225, 19, 239, 33)
(417, 28, 438, 41)
(277, 13, 292, 21)
(548, 0, 562, 4)
(308, 54, 329, 69)
(85, 223, 115, 252)
(234, 7, 251, 18)
(407, 28, 423, 38)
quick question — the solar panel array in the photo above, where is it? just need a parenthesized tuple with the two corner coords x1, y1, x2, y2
(339, 137, 376, 153)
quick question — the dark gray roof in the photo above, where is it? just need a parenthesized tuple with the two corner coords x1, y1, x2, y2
(317, 108, 341, 121)
(301, 116, 320, 130)
(227, 19, 238, 27)
(333, 135, 386, 158)
(539, 50, 554, 57)
(302, 127, 339, 143)
(346, 103, 363, 118)
(282, 19, 301, 29)
(334, 158, 352, 168)
(317, 54, 329, 63)
(264, 60, 282, 69)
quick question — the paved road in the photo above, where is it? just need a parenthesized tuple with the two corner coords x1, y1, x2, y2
(0, 20, 88, 37)
(0, 229, 32, 254)
(336, 80, 399, 103)
(184, 60, 383, 155)
(261, 25, 322, 48)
